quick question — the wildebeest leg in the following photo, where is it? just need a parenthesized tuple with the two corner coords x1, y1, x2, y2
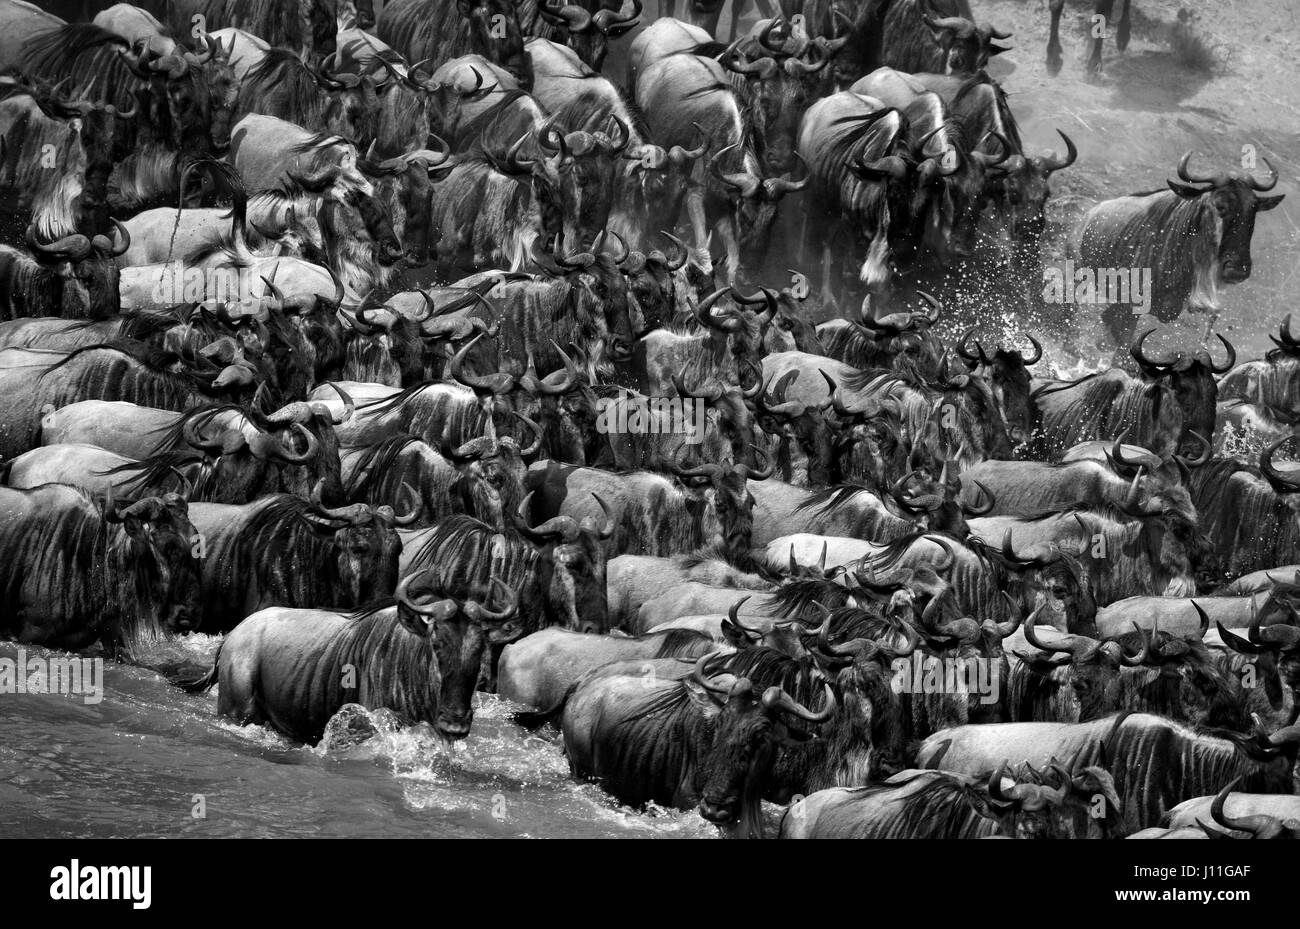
(718, 215, 742, 285)
(1089, 0, 1115, 74)
(1046, 0, 1065, 76)
(216, 654, 265, 726)
(1116, 0, 1132, 51)
(662, 0, 676, 15)
(685, 186, 713, 270)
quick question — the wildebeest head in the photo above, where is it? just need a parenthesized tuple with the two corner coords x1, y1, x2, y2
(534, 117, 631, 254)
(1131, 328, 1233, 457)
(1168, 152, 1285, 285)
(614, 232, 691, 334)
(252, 381, 354, 504)
(313, 64, 381, 147)
(891, 462, 996, 540)
(928, 352, 1017, 462)
(514, 491, 613, 633)
(1019, 608, 1149, 721)
(182, 416, 322, 503)
(396, 569, 519, 739)
(191, 34, 239, 153)
(755, 370, 837, 486)
(922, 12, 1012, 74)
(689, 652, 837, 837)
(361, 139, 454, 267)
(25, 222, 128, 319)
(987, 129, 1076, 256)
(340, 185, 405, 269)
(538, 0, 643, 72)
(306, 480, 414, 606)
(723, 20, 829, 176)
(458, 0, 533, 88)
(984, 761, 1120, 838)
(105, 493, 202, 636)
(530, 237, 637, 372)
(670, 447, 774, 556)
(509, 341, 595, 463)
(956, 328, 1043, 453)
(1217, 597, 1300, 714)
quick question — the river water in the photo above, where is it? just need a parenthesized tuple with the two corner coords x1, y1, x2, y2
(0, 638, 716, 839)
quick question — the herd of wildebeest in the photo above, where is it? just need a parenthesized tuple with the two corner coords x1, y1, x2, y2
(0, 0, 1295, 840)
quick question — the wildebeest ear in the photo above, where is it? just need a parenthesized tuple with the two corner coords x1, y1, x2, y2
(683, 679, 725, 717)
(1257, 194, 1285, 212)
(987, 43, 1012, 55)
(1167, 180, 1205, 199)
(396, 607, 432, 638)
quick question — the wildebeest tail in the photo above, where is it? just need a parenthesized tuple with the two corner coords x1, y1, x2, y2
(175, 641, 223, 694)
(511, 679, 581, 730)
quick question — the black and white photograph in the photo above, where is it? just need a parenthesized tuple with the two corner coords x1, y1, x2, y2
(0, 0, 1298, 868)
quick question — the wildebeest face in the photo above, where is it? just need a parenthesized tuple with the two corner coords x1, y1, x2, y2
(703, 473, 749, 553)
(119, 495, 202, 633)
(429, 611, 488, 738)
(346, 189, 404, 266)
(1206, 181, 1284, 284)
(163, 76, 210, 154)
(67, 253, 121, 319)
(988, 351, 1039, 450)
(334, 516, 402, 606)
(459, 0, 530, 88)
(397, 574, 519, 739)
(324, 84, 378, 146)
(694, 681, 778, 829)
(548, 532, 609, 633)
(575, 261, 635, 364)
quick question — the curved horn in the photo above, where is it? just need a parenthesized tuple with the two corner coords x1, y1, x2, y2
(1043, 129, 1078, 173)
(464, 576, 518, 624)
(1261, 437, 1300, 495)
(274, 422, 320, 464)
(761, 681, 837, 724)
(1208, 333, 1236, 374)
(1249, 156, 1279, 192)
(391, 482, 422, 527)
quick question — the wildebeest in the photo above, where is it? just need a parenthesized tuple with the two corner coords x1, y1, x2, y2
(1034, 330, 1231, 459)
(184, 568, 518, 743)
(235, 48, 380, 146)
(378, 0, 533, 88)
(916, 712, 1300, 835)
(520, 0, 643, 72)
(796, 93, 915, 305)
(1071, 153, 1283, 349)
(1047, 0, 1131, 76)
(0, 225, 128, 320)
(779, 765, 1119, 838)
(874, 0, 1012, 75)
(497, 624, 717, 708)
(0, 484, 200, 657)
(400, 502, 613, 636)
(541, 651, 836, 837)
(185, 487, 412, 632)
